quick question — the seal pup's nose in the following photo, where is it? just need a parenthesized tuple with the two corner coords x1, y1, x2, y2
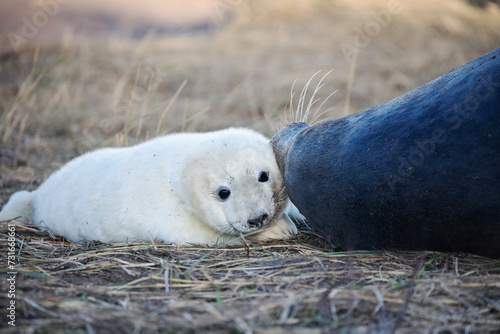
(247, 213, 269, 229)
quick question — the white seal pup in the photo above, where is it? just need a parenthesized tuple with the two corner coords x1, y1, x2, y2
(0, 128, 298, 245)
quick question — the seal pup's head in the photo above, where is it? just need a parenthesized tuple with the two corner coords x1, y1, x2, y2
(180, 128, 288, 237)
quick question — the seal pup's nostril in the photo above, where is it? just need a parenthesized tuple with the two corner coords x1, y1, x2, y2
(247, 213, 269, 229)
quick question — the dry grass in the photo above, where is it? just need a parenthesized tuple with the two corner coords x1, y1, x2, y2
(1, 223, 500, 333)
(1, 0, 500, 332)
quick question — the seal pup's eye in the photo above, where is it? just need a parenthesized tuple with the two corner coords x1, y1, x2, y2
(258, 171, 269, 183)
(216, 187, 231, 201)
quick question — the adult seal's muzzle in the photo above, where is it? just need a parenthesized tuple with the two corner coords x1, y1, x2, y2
(272, 48, 500, 258)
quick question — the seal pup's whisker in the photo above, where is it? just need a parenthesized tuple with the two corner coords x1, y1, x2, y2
(220, 222, 240, 236)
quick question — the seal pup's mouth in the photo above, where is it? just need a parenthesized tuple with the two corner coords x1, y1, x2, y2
(247, 213, 269, 229)
(227, 213, 271, 235)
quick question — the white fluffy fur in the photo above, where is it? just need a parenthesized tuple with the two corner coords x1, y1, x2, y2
(0, 128, 297, 245)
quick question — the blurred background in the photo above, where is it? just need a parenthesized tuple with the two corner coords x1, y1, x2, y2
(0, 0, 499, 187)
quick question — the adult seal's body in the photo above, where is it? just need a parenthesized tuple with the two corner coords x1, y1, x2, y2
(272, 48, 500, 257)
(0, 128, 298, 245)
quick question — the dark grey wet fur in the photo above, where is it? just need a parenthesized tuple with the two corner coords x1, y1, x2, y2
(272, 48, 500, 258)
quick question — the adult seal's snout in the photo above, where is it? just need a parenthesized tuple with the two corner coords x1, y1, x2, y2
(271, 47, 500, 258)
(272, 122, 310, 176)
